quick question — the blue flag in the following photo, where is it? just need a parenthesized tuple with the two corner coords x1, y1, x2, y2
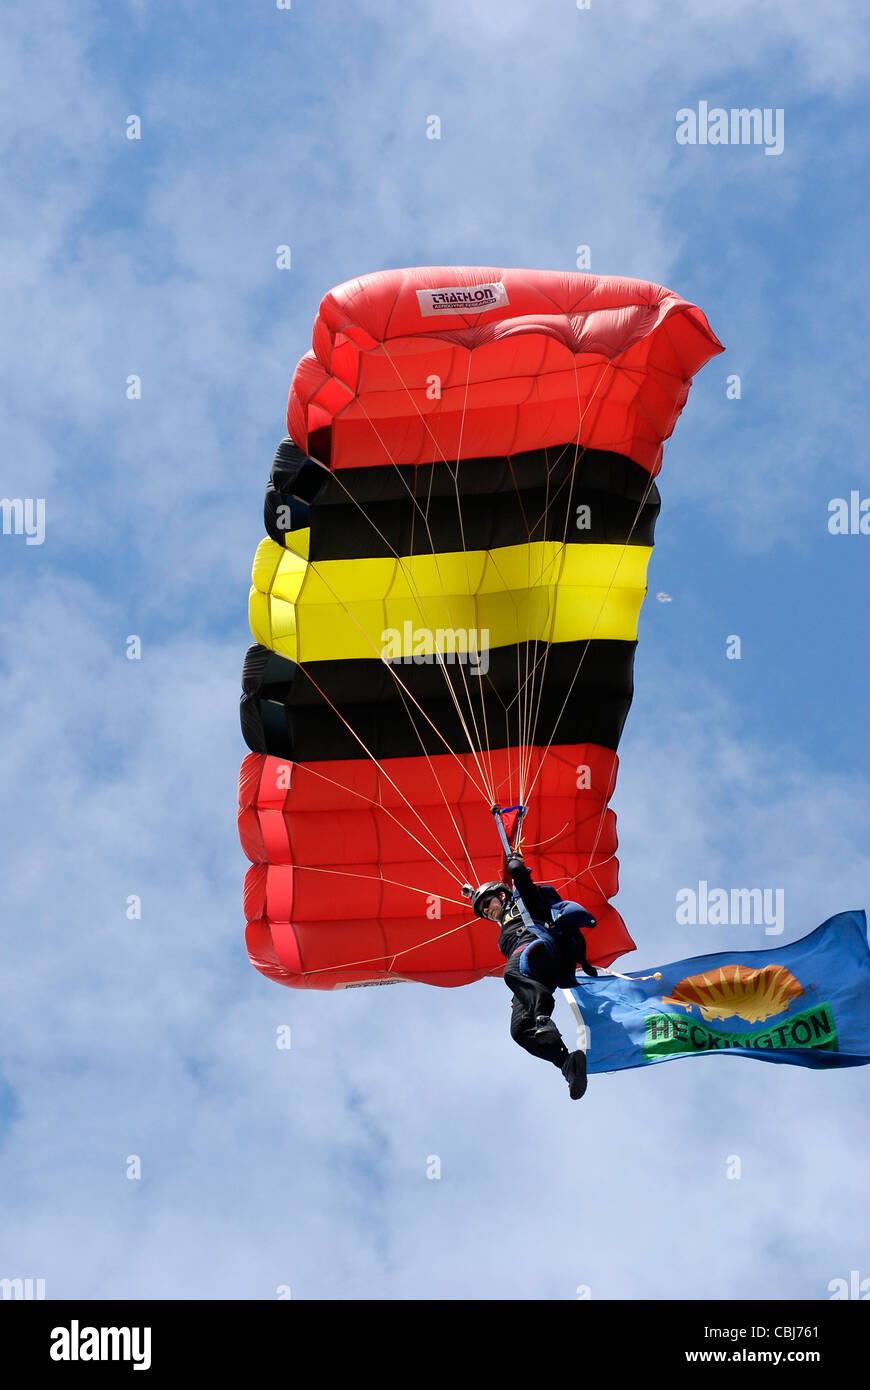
(568, 911, 870, 1073)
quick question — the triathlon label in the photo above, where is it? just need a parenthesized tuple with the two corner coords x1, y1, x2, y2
(416, 282, 509, 316)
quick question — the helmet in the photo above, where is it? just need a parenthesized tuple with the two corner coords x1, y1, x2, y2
(470, 881, 510, 919)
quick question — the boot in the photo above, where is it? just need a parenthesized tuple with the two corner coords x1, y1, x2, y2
(561, 1049, 588, 1100)
(533, 1014, 561, 1042)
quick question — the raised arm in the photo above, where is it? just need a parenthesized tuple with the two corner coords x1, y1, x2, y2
(506, 854, 554, 925)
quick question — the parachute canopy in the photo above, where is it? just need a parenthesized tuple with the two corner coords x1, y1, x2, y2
(238, 267, 723, 988)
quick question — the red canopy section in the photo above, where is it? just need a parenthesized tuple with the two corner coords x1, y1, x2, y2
(287, 266, 722, 473)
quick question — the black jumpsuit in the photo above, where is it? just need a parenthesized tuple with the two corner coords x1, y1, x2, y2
(499, 862, 594, 1068)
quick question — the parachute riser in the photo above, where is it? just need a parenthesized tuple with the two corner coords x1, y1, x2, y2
(492, 804, 536, 932)
(492, 803, 526, 858)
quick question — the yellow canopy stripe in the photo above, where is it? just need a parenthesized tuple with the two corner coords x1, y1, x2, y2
(249, 534, 652, 663)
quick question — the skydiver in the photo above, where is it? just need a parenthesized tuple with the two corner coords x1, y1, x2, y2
(470, 855, 598, 1100)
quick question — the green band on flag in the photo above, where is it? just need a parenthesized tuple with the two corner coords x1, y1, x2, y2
(643, 1002, 838, 1061)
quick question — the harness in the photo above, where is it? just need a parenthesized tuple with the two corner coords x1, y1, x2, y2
(491, 803, 593, 983)
(506, 899, 565, 979)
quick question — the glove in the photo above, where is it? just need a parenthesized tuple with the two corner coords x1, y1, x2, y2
(506, 854, 526, 876)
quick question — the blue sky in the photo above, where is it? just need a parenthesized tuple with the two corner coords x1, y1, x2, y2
(1, 0, 867, 1300)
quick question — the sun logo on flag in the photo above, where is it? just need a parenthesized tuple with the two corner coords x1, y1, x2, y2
(661, 964, 804, 1024)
